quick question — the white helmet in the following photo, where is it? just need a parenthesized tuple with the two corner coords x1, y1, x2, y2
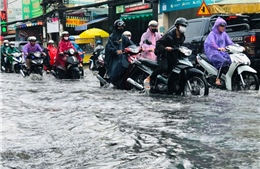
(48, 40, 54, 44)
(28, 36, 37, 41)
(3, 40, 9, 44)
(61, 31, 69, 36)
(9, 41, 15, 45)
(123, 31, 131, 37)
(148, 20, 158, 27)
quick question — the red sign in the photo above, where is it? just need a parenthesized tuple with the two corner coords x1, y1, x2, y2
(125, 4, 151, 13)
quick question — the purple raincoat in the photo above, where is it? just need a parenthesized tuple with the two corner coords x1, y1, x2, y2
(204, 17, 233, 68)
(139, 28, 162, 61)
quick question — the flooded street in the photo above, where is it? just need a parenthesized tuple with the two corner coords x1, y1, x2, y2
(1, 69, 260, 169)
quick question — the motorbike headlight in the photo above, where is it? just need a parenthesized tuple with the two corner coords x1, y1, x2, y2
(34, 52, 41, 57)
(69, 48, 75, 55)
(179, 47, 192, 56)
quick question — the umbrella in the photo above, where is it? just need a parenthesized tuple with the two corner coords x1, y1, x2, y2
(79, 28, 109, 39)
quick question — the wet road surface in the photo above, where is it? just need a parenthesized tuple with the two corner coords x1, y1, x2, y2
(1, 69, 260, 169)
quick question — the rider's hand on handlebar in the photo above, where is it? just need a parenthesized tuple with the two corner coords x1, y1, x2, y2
(117, 50, 123, 55)
(79, 63, 83, 67)
(165, 47, 172, 51)
(59, 52, 64, 55)
(218, 47, 226, 52)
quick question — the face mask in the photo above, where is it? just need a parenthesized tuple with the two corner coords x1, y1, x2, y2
(179, 26, 186, 33)
(10, 45, 15, 48)
(64, 37, 69, 40)
(150, 29, 158, 33)
(117, 28, 124, 34)
(4, 44, 8, 47)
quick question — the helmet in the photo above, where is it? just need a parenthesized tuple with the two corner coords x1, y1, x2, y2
(148, 20, 158, 27)
(9, 41, 15, 45)
(174, 17, 188, 27)
(69, 36, 75, 41)
(28, 36, 37, 42)
(96, 40, 101, 44)
(123, 31, 131, 37)
(48, 40, 54, 44)
(114, 19, 126, 28)
(61, 31, 69, 36)
(3, 40, 9, 44)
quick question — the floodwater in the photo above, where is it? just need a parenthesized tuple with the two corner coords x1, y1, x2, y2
(1, 69, 260, 169)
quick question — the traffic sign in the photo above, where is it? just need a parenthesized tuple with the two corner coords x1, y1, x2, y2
(197, 1, 211, 16)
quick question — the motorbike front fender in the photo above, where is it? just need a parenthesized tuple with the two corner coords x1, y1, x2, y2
(237, 65, 257, 75)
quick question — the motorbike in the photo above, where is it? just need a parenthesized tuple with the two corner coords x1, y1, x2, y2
(89, 49, 109, 86)
(196, 44, 259, 91)
(52, 48, 84, 79)
(126, 46, 209, 96)
(11, 52, 26, 77)
(27, 51, 44, 76)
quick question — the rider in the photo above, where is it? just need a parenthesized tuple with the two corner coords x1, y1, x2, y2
(105, 19, 134, 89)
(204, 17, 234, 86)
(144, 17, 188, 91)
(43, 40, 57, 72)
(5, 41, 21, 72)
(139, 20, 162, 61)
(56, 31, 83, 78)
(1, 40, 9, 71)
(69, 36, 85, 59)
(123, 31, 132, 40)
(22, 36, 45, 73)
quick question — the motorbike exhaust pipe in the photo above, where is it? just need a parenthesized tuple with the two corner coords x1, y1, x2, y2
(1, 66, 5, 71)
(127, 78, 144, 90)
(96, 74, 108, 86)
(20, 69, 26, 77)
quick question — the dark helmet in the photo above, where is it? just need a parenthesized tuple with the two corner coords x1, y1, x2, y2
(174, 17, 188, 27)
(114, 19, 126, 28)
(69, 36, 75, 41)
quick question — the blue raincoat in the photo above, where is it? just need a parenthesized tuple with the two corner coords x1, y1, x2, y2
(204, 17, 233, 68)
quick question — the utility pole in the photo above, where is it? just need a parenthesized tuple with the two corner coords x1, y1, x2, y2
(40, 0, 49, 47)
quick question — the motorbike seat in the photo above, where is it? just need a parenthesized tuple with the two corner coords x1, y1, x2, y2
(138, 58, 158, 69)
(200, 53, 213, 64)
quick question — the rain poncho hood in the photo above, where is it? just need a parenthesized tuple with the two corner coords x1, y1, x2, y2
(204, 17, 233, 68)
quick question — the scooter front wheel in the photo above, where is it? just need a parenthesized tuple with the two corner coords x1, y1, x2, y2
(232, 72, 259, 91)
(183, 75, 209, 96)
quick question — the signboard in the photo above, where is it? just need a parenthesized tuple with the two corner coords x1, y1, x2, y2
(160, 0, 214, 13)
(197, 1, 211, 16)
(66, 16, 87, 27)
(22, 0, 42, 19)
(125, 3, 151, 13)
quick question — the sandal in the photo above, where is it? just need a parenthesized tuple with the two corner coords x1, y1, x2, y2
(215, 78, 222, 86)
(143, 76, 151, 89)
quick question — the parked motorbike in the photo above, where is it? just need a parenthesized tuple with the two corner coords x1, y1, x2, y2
(127, 46, 209, 96)
(52, 48, 84, 79)
(196, 44, 259, 91)
(89, 49, 109, 86)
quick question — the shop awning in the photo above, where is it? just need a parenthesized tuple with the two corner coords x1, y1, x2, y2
(75, 17, 108, 31)
(209, 0, 260, 14)
(120, 13, 152, 20)
(79, 28, 109, 39)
